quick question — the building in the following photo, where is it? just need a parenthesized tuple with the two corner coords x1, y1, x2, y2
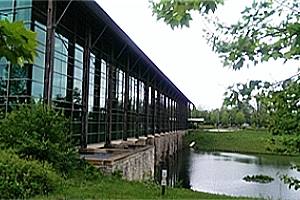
(0, 0, 192, 148)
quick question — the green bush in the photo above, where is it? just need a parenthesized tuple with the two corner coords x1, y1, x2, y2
(0, 149, 60, 199)
(0, 103, 78, 176)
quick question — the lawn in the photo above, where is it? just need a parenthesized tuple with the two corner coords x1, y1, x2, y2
(34, 172, 258, 199)
(186, 129, 272, 154)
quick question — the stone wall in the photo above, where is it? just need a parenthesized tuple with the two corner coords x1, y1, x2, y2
(87, 146, 154, 181)
(153, 130, 188, 166)
(84, 130, 188, 181)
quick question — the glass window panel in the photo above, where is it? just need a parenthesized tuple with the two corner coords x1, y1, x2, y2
(88, 95, 94, 112)
(32, 66, 44, 82)
(0, 1, 13, 9)
(73, 91, 82, 105)
(9, 80, 27, 95)
(100, 97, 105, 108)
(75, 44, 83, 56)
(10, 65, 28, 79)
(72, 123, 82, 133)
(0, 10, 13, 21)
(73, 79, 82, 91)
(101, 59, 106, 73)
(99, 124, 105, 132)
(90, 54, 95, 69)
(89, 73, 94, 89)
(72, 111, 82, 122)
(34, 52, 45, 67)
(31, 81, 43, 97)
(0, 64, 8, 79)
(54, 58, 67, 75)
(52, 87, 66, 100)
(16, 0, 32, 6)
(88, 111, 98, 122)
(87, 134, 96, 144)
(88, 124, 98, 134)
(15, 8, 31, 21)
(74, 67, 83, 79)
(53, 73, 67, 89)
(55, 34, 68, 54)
(0, 80, 7, 96)
(35, 22, 46, 45)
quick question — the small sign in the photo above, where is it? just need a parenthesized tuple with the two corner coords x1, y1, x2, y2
(161, 169, 167, 186)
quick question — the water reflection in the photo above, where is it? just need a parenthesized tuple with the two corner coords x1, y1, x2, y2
(188, 150, 300, 199)
(155, 147, 191, 189)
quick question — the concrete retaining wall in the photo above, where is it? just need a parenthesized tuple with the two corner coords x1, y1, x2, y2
(84, 130, 188, 181)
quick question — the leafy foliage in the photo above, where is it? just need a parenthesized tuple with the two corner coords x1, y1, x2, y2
(205, 0, 300, 70)
(0, 103, 79, 176)
(0, 19, 38, 66)
(150, 0, 224, 29)
(0, 149, 60, 199)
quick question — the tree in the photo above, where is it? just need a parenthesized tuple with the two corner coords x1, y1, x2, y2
(150, 0, 224, 29)
(220, 109, 229, 125)
(0, 19, 38, 66)
(210, 109, 219, 126)
(234, 111, 246, 125)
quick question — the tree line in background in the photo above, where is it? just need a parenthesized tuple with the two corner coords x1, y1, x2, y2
(191, 99, 267, 128)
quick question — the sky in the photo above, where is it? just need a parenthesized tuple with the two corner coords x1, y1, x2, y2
(95, 0, 299, 110)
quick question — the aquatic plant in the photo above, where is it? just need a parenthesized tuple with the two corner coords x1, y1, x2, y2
(243, 174, 274, 183)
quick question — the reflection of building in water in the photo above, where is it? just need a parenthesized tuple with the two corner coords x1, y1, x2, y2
(155, 147, 191, 189)
(0, 0, 192, 149)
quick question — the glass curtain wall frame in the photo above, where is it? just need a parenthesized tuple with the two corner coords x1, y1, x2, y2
(110, 66, 124, 140)
(0, 0, 33, 116)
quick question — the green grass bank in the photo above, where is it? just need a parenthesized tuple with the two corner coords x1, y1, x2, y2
(34, 171, 257, 199)
(186, 129, 272, 154)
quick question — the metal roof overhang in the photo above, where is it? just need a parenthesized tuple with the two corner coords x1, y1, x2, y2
(80, 0, 192, 104)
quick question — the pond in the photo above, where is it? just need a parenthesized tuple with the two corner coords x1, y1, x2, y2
(156, 148, 300, 199)
(185, 149, 300, 199)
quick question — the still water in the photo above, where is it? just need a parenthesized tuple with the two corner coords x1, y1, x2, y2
(172, 149, 300, 199)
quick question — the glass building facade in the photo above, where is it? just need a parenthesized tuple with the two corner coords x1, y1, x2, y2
(0, 0, 191, 148)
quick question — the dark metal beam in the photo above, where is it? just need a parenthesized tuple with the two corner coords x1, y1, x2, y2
(54, 0, 73, 27)
(91, 25, 107, 50)
(115, 44, 127, 60)
(128, 56, 141, 73)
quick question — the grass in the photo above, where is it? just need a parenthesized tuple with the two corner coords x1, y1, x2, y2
(186, 128, 272, 154)
(34, 171, 258, 199)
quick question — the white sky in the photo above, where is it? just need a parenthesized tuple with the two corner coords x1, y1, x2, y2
(96, 0, 299, 110)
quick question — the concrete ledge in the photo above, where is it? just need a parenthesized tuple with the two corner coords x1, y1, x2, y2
(81, 130, 188, 181)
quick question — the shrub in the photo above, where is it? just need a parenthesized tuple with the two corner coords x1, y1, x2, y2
(0, 103, 78, 176)
(0, 149, 60, 199)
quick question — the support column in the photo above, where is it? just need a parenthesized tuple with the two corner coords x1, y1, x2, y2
(135, 78, 140, 139)
(144, 79, 149, 137)
(105, 50, 114, 146)
(123, 58, 129, 141)
(151, 85, 156, 135)
(81, 19, 91, 148)
(156, 90, 160, 133)
(163, 95, 167, 133)
(44, 0, 56, 105)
